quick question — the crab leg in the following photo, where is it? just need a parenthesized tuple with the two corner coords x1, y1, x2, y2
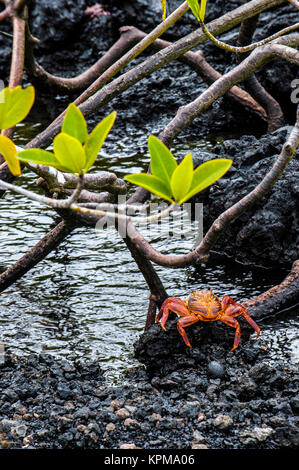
(243, 311, 260, 337)
(219, 315, 241, 352)
(156, 297, 190, 331)
(177, 315, 200, 348)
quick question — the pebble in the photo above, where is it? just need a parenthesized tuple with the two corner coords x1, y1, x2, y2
(192, 431, 206, 443)
(213, 414, 234, 431)
(105, 423, 116, 432)
(11, 424, 28, 438)
(119, 443, 139, 449)
(207, 361, 225, 378)
(115, 408, 130, 420)
(191, 443, 209, 449)
(240, 426, 273, 442)
(124, 418, 139, 427)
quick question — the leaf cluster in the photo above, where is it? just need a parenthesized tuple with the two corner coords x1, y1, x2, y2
(125, 136, 232, 204)
(18, 104, 116, 175)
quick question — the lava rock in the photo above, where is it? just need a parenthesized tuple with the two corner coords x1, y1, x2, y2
(29, 0, 86, 50)
(196, 126, 299, 269)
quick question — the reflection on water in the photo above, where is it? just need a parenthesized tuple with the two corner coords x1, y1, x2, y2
(0, 122, 298, 383)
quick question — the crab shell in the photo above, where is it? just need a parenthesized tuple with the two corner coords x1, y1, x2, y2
(185, 290, 222, 320)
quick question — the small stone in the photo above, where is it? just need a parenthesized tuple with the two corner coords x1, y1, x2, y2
(77, 424, 87, 432)
(115, 408, 130, 420)
(105, 423, 116, 432)
(192, 431, 205, 443)
(124, 405, 136, 414)
(0, 419, 18, 433)
(57, 384, 73, 400)
(207, 361, 225, 378)
(191, 443, 209, 449)
(23, 434, 33, 447)
(64, 401, 75, 412)
(74, 407, 90, 419)
(119, 443, 139, 449)
(206, 384, 218, 400)
(240, 426, 273, 442)
(213, 414, 233, 431)
(151, 413, 162, 421)
(176, 418, 185, 427)
(110, 400, 121, 409)
(1, 440, 9, 448)
(197, 413, 206, 422)
(11, 424, 27, 438)
(124, 418, 139, 427)
(22, 414, 32, 421)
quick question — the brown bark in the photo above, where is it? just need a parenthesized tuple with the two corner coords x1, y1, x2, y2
(25, 26, 143, 92)
(236, 11, 284, 132)
(130, 27, 267, 122)
(159, 38, 299, 147)
(243, 260, 299, 319)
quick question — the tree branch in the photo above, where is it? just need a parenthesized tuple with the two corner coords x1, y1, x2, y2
(243, 259, 299, 319)
(236, 12, 284, 132)
(0, 220, 75, 293)
(1, 9, 26, 141)
(131, 26, 267, 122)
(159, 36, 299, 147)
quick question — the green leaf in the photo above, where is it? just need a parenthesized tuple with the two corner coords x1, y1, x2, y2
(0, 86, 35, 130)
(125, 173, 173, 203)
(62, 103, 88, 144)
(0, 135, 21, 176)
(170, 153, 193, 204)
(53, 132, 86, 174)
(148, 135, 177, 191)
(180, 158, 232, 203)
(200, 0, 207, 21)
(186, 0, 207, 22)
(186, 0, 201, 21)
(17, 148, 61, 168)
(84, 111, 116, 173)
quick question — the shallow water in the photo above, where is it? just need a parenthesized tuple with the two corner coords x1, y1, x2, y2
(0, 121, 298, 384)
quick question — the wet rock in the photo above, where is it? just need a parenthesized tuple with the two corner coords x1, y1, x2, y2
(248, 361, 272, 383)
(197, 126, 299, 269)
(57, 384, 73, 401)
(29, 0, 86, 50)
(237, 375, 258, 400)
(207, 361, 225, 379)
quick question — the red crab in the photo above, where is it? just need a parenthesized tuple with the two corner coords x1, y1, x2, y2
(156, 289, 260, 351)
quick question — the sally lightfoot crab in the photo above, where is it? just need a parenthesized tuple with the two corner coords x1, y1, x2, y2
(156, 290, 260, 351)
